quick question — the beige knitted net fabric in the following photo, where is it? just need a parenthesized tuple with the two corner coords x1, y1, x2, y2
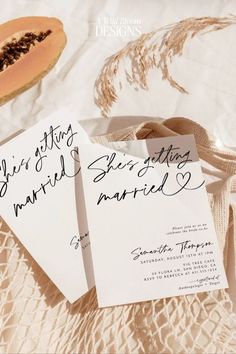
(1, 117, 236, 353)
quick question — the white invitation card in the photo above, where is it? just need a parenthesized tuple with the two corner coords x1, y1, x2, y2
(79, 135, 228, 308)
(0, 109, 94, 303)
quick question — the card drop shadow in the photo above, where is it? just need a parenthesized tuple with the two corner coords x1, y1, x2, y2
(73, 148, 95, 287)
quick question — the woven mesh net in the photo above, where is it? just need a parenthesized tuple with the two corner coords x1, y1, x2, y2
(1, 117, 236, 353)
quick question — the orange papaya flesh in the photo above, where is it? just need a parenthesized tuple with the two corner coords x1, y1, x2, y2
(0, 17, 66, 104)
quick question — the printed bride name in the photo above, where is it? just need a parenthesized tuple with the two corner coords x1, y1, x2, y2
(131, 240, 214, 260)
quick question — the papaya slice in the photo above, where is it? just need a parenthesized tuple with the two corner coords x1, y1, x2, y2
(0, 16, 66, 104)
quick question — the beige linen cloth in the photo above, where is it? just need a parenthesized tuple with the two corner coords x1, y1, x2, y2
(0, 117, 236, 354)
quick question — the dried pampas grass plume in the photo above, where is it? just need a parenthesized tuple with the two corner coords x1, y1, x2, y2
(94, 15, 236, 117)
